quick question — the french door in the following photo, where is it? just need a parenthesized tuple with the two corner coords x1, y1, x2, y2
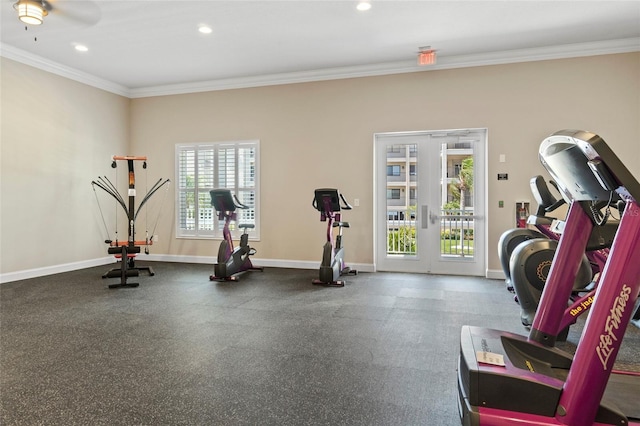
(374, 129, 486, 276)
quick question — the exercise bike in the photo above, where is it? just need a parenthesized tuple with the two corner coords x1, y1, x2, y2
(209, 189, 263, 281)
(312, 188, 357, 287)
(458, 129, 640, 426)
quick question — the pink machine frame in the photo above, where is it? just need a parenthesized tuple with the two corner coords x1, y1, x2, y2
(458, 130, 640, 425)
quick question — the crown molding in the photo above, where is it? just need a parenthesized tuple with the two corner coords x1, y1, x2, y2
(0, 43, 130, 97)
(131, 37, 640, 98)
(2, 38, 639, 99)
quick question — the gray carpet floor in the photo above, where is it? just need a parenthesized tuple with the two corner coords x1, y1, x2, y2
(1, 263, 639, 425)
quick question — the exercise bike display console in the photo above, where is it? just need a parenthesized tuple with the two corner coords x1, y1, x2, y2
(209, 189, 263, 281)
(312, 188, 357, 287)
(458, 130, 640, 426)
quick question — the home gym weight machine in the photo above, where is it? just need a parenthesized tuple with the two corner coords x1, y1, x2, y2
(312, 188, 357, 287)
(458, 130, 640, 426)
(92, 156, 170, 288)
(209, 189, 263, 281)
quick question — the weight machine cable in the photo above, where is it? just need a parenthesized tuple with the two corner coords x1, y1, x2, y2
(92, 184, 112, 242)
(148, 181, 171, 241)
(92, 177, 128, 215)
(92, 161, 170, 250)
(134, 178, 171, 220)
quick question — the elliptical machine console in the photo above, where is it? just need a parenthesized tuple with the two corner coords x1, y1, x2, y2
(312, 188, 357, 287)
(209, 189, 263, 281)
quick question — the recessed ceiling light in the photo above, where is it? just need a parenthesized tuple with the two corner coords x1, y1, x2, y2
(198, 25, 212, 34)
(74, 44, 88, 52)
(356, 1, 371, 11)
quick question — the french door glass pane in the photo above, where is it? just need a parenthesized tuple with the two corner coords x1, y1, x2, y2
(386, 144, 417, 256)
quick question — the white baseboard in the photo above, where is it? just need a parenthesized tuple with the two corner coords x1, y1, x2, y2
(1, 256, 375, 284)
(143, 254, 375, 273)
(0, 257, 115, 284)
(486, 269, 506, 280)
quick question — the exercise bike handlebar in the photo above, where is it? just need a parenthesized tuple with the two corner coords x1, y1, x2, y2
(210, 189, 251, 213)
(312, 188, 352, 213)
(232, 194, 249, 210)
(530, 175, 566, 217)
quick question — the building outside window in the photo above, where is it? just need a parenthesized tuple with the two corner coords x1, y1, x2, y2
(387, 165, 401, 176)
(387, 188, 401, 199)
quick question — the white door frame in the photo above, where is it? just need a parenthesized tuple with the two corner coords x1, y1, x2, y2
(373, 128, 487, 276)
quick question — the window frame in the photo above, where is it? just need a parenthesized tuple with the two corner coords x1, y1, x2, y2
(387, 165, 401, 176)
(175, 140, 260, 240)
(386, 188, 401, 199)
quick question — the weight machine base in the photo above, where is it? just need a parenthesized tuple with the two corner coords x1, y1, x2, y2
(108, 282, 140, 289)
(102, 248, 154, 289)
(102, 265, 155, 279)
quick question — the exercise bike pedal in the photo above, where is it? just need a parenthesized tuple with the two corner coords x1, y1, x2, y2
(210, 274, 239, 282)
(340, 267, 358, 276)
(248, 248, 257, 256)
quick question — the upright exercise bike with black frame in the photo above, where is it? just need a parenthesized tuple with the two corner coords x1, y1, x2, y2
(312, 188, 357, 287)
(209, 189, 263, 281)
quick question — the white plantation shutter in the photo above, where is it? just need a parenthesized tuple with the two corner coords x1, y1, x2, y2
(176, 140, 259, 239)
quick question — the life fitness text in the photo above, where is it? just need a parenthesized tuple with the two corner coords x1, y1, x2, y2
(596, 284, 632, 370)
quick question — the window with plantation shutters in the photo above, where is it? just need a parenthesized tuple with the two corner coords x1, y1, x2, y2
(175, 140, 259, 239)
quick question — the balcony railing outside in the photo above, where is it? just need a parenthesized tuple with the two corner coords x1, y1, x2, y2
(440, 209, 474, 257)
(387, 208, 474, 257)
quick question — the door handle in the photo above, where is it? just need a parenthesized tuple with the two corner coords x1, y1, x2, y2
(421, 205, 429, 229)
(430, 210, 439, 224)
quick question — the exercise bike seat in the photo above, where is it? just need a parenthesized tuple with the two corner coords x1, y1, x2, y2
(333, 221, 350, 228)
(239, 223, 255, 229)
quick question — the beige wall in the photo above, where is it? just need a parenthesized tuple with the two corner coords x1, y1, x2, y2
(1, 57, 130, 276)
(130, 52, 640, 274)
(1, 52, 638, 279)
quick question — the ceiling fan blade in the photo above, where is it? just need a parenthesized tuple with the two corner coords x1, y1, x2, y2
(43, 0, 101, 26)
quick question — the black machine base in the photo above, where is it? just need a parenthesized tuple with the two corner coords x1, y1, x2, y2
(103, 245, 153, 289)
(209, 265, 264, 282)
(312, 267, 357, 287)
(457, 325, 639, 425)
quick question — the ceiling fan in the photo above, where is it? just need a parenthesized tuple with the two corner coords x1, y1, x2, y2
(13, 0, 100, 27)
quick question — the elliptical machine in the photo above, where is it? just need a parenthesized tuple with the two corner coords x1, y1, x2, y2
(209, 189, 263, 281)
(499, 176, 611, 332)
(312, 188, 357, 287)
(498, 176, 566, 292)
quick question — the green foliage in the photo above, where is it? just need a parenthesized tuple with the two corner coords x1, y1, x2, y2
(440, 229, 474, 240)
(449, 156, 474, 209)
(387, 226, 416, 254)
(443, 201, 460, 211)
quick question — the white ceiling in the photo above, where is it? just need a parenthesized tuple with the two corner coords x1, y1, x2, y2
(1, 0, 639, 98)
